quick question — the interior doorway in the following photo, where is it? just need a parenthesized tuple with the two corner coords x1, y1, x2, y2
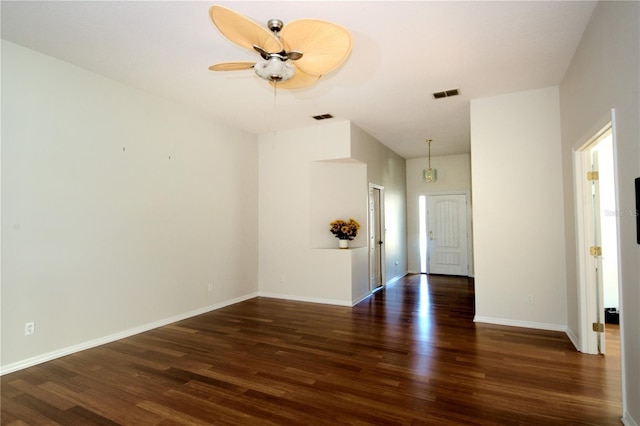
(575, 122, 620, 355)
(369, 184, 384, 292)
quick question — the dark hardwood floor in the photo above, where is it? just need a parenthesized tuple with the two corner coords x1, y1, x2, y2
(2, 274, 622, 425)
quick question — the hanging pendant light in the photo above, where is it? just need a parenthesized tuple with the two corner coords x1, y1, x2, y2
(423, 139, 437, 182)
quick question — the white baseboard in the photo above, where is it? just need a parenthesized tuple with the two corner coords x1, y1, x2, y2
(0, 292, 259, 376)
(565, 327, 580, 351)
(386, 272, 408, 285)
(407, 270, 474, 278)
(623, 412, 639, 426)
(352, 292, 372, 306)
(258, 292, 352, 307)
(473, 315, 567, 333)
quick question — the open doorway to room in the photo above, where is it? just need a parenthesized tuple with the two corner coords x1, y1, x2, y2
(369, 184, 384, 292)
(575, 122, 620, 356)
(573, 120, 623, 421)
(593, 133, 620, 345)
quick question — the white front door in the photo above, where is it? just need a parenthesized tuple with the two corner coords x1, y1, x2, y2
(427, 194, 468, 276)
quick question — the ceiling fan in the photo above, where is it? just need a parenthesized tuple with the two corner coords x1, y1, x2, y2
(208, 5, 352, 89)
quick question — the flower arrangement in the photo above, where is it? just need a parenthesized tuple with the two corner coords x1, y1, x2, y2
(329, 218, 360, 240)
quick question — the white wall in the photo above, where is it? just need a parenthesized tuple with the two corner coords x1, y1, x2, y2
(350, 123, 408, 284)
(406, 154, 472, 273)
(1, 41, 259, 371)
(258, 120, 407, 306)
(310, 160, 368, 250)
(258, 121, 356, 305)
(470, 86, 568, 330)
(559, 2, 639, 422)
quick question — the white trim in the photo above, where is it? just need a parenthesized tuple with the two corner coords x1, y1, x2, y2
(386, 272, 408, 285)
(473, 315, 567, 333)
(258, 292, 352, 307)
(622, 411, 639, 426)
(573, 143, 598, 354)
(407, 269, 476, 277)
(565, 328, 580, 351)
(0, 292, 258, 376)
(352, 292, 372, 306)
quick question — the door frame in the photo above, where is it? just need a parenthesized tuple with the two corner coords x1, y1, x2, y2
(572, 110, 623, 355)
(422, 190, 473, 276)
(575, 140, 605, 354)
(369, 184, 385, 292)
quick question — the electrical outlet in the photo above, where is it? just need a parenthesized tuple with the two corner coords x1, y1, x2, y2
(526, 295, 534, 304)
(208, 283, 214, 293)
(25, 322, 35, 335)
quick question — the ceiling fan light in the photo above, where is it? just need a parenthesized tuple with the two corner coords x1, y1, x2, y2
(254, 58, 295, 82)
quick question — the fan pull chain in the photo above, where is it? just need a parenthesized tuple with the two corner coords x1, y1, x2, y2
(272, 82, 278, 135)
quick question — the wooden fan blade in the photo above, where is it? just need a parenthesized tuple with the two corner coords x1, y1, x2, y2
(269, 65, 320, 89)
(209, 62, 256, 71)
(280, 19, 352, 76)
(209, 6, 282, 54)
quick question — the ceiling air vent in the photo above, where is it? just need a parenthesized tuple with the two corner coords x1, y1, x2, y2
(312, 113, 334, 120)
(433, 89, 460, 99)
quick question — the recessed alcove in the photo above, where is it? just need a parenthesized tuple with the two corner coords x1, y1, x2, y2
(309, 159, 367, 250)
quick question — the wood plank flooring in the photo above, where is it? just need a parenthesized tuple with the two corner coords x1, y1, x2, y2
(2, 274, 622, 425)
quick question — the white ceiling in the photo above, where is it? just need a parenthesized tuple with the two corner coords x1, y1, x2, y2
(1, 1, 596, 159)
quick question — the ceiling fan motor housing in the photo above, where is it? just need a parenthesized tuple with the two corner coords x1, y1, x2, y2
(267, 18, 284, 34)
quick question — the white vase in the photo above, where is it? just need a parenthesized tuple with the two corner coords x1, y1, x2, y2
(339, 239, 349, 249)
